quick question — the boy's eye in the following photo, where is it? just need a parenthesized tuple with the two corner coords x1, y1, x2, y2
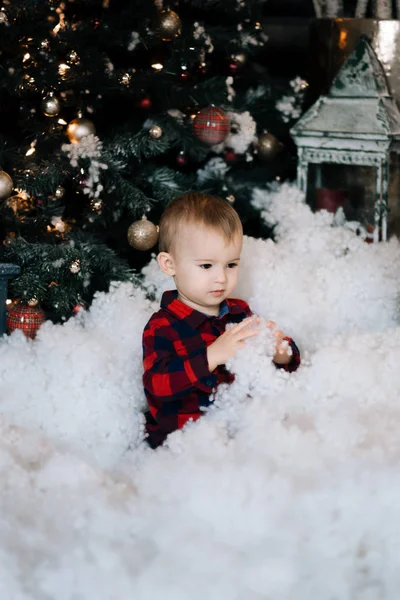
(227, 263, 238, 269)
(200, 263, 212, 269)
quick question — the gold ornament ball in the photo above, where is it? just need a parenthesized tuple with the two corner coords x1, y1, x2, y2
(0, 170, 14, 200)
(90, 198, 103, 214)
(256, 132, 283, 161)
(234, 53, 247, 65)
(55, 185, 65, 199)
(41, 94, 61, 117)
(119, 72, 131, 86)
(66, 118, 96, 144)
(3, 231, 16, 246)
(69, 259, 81, 274)
(127, 217, 159, 251)
(156, 9, 182, 41)
(149, 125, 163, 139)
(68, 50, 80, 65)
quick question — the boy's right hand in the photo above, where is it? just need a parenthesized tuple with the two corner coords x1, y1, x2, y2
(207, 317, 260, 372)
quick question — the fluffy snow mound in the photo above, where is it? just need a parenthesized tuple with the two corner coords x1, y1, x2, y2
(1, 183, 400, 599)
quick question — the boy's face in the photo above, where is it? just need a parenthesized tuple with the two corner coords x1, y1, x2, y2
(158, 223, 242, 316)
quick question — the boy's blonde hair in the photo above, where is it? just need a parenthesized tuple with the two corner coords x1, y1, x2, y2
(159, 192, 243, 253)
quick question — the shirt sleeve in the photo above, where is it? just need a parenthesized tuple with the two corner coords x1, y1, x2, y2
(143, 323, 218, 401)
(274, 336, 301, 373)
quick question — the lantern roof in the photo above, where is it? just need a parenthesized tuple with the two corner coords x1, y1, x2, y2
(291, 37, 400, 142)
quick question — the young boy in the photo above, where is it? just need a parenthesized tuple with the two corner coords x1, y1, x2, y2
(142, 192, 300, 448)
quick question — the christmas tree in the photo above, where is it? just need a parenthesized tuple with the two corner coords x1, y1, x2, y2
(0, 0, 306, 324)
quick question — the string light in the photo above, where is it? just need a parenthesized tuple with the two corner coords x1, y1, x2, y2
(0, 8, 8, 23)
(58, 118, 67, 125)
(23, 53, 31, 62)
(14, 189, 30, 199)
(58, 63, 70, 76)
(151, 63, 163, 71)
(52, 7, 66, 35)
(25, 140, 37, 156)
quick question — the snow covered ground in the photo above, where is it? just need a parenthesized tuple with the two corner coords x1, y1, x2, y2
(1, 184, 400, 599)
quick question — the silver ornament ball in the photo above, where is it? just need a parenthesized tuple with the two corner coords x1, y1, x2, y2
(0, 171, 14, 200)
(41, 94, 61, 117)
(69, 259, 81, 274)
(149, 125, 163, 139)
(54, 185, 65, 199)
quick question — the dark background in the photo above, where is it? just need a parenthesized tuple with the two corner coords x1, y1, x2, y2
(260, 0, 313, 79)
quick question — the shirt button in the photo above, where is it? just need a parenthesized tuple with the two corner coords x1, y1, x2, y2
(206, 378, 214, 386)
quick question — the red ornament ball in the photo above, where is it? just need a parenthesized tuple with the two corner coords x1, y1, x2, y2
(137, 97, 152, 110)
(228, 57, 241, 74)
(7, 303, 46, 339)
(176, 151, 187, 166)
(73, 301, 87, 314)
(196, 62, 207, 76)
(192, 106, 230, 146)
(224, 149, 237, 163)
(179, 66, 189, 81)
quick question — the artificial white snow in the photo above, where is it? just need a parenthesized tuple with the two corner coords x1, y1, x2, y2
(276, 76, 308, 123)
(62, 134, 108, 199)
(1, 183, 400, 598)
(128, 31, 140, 51)
(197, 156, 231, 184)
(213, 110, 257, 154)
(193, 21, 214, 54)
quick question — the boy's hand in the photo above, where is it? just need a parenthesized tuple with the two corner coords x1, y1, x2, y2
(207, 317, 260, 372)
(266, 320, 292, 365)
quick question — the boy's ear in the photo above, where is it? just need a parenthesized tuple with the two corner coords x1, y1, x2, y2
(157, 252, 175, 276)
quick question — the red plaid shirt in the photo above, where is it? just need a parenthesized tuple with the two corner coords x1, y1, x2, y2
(142, 290, 300, 448)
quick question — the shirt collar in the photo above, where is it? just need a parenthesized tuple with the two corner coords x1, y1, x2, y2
(160, 290, 247, 328)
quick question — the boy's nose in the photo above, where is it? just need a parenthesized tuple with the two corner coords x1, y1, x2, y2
(215, 268, 227, 283)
